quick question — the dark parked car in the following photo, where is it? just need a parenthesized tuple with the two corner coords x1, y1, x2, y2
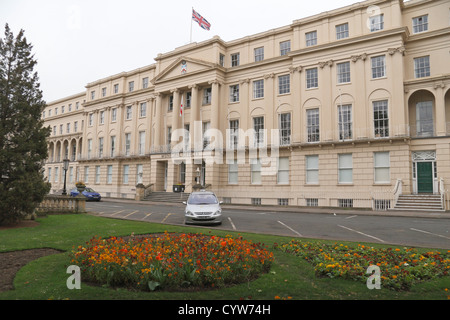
(70, 187, 101, 201)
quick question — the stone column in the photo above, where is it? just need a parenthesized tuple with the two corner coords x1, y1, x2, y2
(434, 83, 447, 136)
(171, 89, 180, 147)
(154, 93, 162, 149)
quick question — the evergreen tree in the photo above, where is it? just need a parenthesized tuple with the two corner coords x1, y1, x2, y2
(0, 24, 50, 225)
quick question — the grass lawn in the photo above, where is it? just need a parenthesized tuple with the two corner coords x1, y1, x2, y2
(0, 214, 449, 301)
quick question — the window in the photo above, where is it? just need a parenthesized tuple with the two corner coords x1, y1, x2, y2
(48, 168, 51, 182)
(88, 113, 93, 126)
(306, 155, 319, 184)
(277, 157, 289, 184)
(280, 40, 291, 56)
(413, 15, 428, 34)
(306, 198, 318, 207)
(203, 88, 212, 105)
(66, 123, 70, 134)
(167, 127, 172, 146)
(337, 62, 351, 84)
(373, 100, 389, 138)
(229, 120, 239, 148)
(107, 165, 113, 184)
(338, 104, 353, 140)
(374, 152, 390, 183)
(61, 106, 65, 114)
(339, 199, 353, 208)
(112, 108, 117, 122)
(306, 31, 317, 46)
(369, 14, 384, 32)
(371, 55, 386, 79)
(54, 167, 59, 183)
(251, 158, 261, 184)
(279, 113, 291, 146)
(142, 77, 149, 89)
(140, 102, 147, 117)
(202, 122, 210, 148)
(231, 53, 240, 67)
(307, 108, 320, 142)
(87, 139, 92, 159)
(102, 87, 106, 97)
(74, 121, 78, 132)
(306, 68, 318, 89)
(252, 198, 261, 205)
(254, 47, 264, 62)
(414, 56, 430, 78)
(336, 23, 349, 39)
(60, 124, 63, 135)
(84, 166, 89, 184)
(185, 92, 192, 108)
(278, 75, 290, 95)
(139, 131, 145, 155)
(338, 154, 353, 184)
(68, 104, 72, 112)
(110, 136, 116, 157)
(123, 165, 129, 184)
(128, 81, 134, 92)
(137, 164, 144, 184)
(168, 95, 173, 111)
(416, 101, 434, 137)
(114, 84, 119, 94)
(230, 84, 239, 102)
(253, 117, 264, 147)
(95, 166, 101, 184)
(98, 137, 104, 158)
(126, 106, 132, 120)
(125, 133, 131, 156)
(91, 91, 95, 100)
(253, 79, 264, 99)
(219, 53, 225, 67)
(69, 167, 74, 184)
(228, 160, 238, 184)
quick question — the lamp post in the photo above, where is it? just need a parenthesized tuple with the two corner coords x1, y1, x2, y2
(62, 158, 70, 195)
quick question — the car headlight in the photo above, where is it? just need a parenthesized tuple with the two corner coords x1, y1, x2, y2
(186, 211, 194, 217)
(213, 210, 221, 216)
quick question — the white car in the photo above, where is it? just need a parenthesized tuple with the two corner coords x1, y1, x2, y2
(184, 190, 223, 225)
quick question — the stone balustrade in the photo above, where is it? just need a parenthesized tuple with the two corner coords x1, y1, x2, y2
(36, 195, 86, 214)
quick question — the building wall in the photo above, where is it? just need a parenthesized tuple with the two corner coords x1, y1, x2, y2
(42, 0, 450, 209)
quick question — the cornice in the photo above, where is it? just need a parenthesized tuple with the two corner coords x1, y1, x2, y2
(289, 27, 409, 58)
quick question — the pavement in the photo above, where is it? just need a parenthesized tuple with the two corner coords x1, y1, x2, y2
(98, 197, 450, 219)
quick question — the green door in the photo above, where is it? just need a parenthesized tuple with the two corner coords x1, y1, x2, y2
(417, 162, 433, 193)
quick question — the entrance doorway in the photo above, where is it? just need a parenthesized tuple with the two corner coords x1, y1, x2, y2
(417, 162, 433, 193)
(412, 151, 436, 194)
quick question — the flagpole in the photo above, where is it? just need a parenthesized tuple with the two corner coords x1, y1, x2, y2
(190, 7, 193, 43)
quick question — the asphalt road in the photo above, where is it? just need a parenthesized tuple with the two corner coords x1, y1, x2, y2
(86, 199, 450, 250)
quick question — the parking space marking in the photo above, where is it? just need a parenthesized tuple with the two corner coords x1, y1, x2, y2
(110, 210, 125, 216)
(278, 221, 302, 237)
(161, 213, 173, 223)
(123, 211, 139, 219)
(338, 225, 385, 243)
(410, 228, 450, 240)
(345, 215, 358, 220)
(228, 217, 236, 230)
(142, 213, 153, 220)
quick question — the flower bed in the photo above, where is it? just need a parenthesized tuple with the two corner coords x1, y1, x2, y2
(70, 232, 273, 291)
(274, 240, 450, 291)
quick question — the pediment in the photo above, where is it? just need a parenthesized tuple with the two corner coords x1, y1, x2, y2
(153, 57, 218, 84)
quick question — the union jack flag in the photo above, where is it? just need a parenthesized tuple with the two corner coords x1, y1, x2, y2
(192, 9, 211, 31)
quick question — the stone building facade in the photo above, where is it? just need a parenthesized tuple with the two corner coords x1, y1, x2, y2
(43, 0, 450, 210)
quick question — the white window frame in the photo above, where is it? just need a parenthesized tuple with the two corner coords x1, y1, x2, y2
(306, 31, 317, 46)
(371, 55, 386, 79)
(278, 74, 290, 95)
(228, 160, 238, 184)
(306, 68, 318, 89)
(337, 62, 351, 84)
(338, 154, 353, 184)
(374, 152, 390, 184)
(277, 157, 289, 184)
(306, 155, 319, 184)
(251, 158, 262, 184)
(253, 79, 264, 99)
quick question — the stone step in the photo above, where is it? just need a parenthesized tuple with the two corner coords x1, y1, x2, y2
(143, 192, 189, 203)
(393, 194, 444, 212)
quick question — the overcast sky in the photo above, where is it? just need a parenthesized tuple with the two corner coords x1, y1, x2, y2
(2, 0, 363, 102)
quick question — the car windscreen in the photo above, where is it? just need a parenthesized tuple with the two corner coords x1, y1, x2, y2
(84, 188, 95, 192)
(188, 194, 218, 205)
